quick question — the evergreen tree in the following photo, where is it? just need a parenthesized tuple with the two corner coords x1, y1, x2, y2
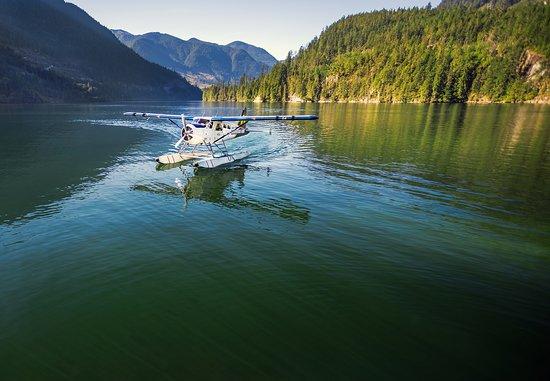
(204, 1, 549, 103)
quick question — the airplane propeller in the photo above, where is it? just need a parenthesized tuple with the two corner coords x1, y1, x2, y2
(182, 125, 194, 141)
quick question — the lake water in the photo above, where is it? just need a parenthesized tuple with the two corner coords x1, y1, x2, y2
(1, 102, 549, 380)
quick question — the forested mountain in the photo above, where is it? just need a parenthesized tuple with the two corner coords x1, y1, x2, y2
(438, 0, 521, 8)
(113, 30, 277, 88)
(204, 0, 549, 103)
(0, 0, 201, 103)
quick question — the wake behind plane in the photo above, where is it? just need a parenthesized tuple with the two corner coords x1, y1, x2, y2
(124, 109, 318, 168)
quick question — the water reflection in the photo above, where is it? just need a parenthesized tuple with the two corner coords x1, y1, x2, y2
(301, 103, 550, 229)
(0, 107, 147, 224)
(2, 103, 549, 380)
(133, 166, 310, 223)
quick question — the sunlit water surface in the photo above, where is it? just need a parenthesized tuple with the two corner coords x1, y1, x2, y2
(1, 102, 549, 380)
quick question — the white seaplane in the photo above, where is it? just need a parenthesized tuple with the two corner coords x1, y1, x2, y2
(124, 109, 318, 168)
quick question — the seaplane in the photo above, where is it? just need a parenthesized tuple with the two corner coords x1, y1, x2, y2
(123, 109, 318, 168)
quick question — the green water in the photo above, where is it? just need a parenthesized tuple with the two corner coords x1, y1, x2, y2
(1, 102, 549, 380)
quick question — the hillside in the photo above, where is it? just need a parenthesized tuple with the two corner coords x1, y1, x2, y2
(226, 41, 278, 67)
(0, 0, 201, 103)
(438, 0, 521, 8)
(112, 30, 277, 88)
(204, 0, 549, 103)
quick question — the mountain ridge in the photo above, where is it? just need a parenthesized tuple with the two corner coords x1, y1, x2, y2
(226, 41, 278, 67)
(112, 30, 277, 88)
(0, 0, 201, 103)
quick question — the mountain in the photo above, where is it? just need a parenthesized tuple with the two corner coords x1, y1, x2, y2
(226, 41, 278, 67)
(0, 0, 201, 103)
(112, 30, 277, 88)
(204, 0, 549, 104)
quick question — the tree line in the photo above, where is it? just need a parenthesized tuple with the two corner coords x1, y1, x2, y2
(204, 1, 549, 103)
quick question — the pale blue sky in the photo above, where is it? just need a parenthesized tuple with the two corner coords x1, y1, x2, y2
(71, 0, 436, 59)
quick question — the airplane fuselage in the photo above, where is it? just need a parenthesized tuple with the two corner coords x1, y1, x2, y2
(182, 118, 249, 146)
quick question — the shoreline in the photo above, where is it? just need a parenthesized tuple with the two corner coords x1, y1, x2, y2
(201, 98, 550, 105)
(1, 98, 548, 106)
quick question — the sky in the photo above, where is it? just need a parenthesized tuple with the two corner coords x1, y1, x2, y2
(71, 0, 435, 59)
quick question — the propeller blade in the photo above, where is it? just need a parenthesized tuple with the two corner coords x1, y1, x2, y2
(175, 136, 186, 149)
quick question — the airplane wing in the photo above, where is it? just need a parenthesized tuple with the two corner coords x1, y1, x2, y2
(123, 112, 194, 119)
(210, 115, 318, 122)
(124, 112, 318, 122)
